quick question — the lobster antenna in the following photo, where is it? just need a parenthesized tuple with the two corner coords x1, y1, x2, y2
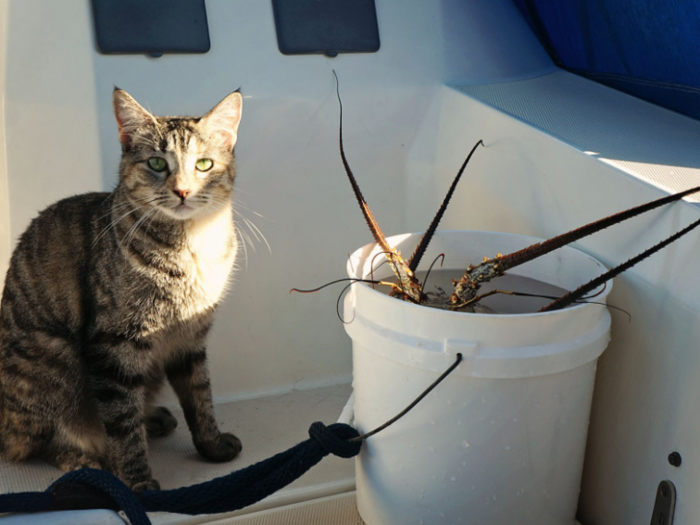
(541, 215, 700, 312)
(333, 70, 392, 254)
(408, 140, 484, 272)
(481, 183, 700, 275)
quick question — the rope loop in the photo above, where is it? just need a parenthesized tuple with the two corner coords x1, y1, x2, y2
(49, 468, 151, 525)
(308, 422, 362, 458)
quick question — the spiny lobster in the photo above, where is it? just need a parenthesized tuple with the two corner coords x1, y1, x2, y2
(294, 73, 700, 314)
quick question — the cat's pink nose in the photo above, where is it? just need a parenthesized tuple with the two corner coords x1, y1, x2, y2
(173, 188, 191, 200)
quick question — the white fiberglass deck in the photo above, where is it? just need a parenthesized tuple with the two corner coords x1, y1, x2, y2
(0, 385, 354, 524)
(0, 383, 590, 525)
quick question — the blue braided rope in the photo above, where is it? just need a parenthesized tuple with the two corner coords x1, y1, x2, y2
(0, 491, 51, 513)
(144, 422, 360, 514)
(0, 422, 361, 524)
(49, 469, 150, 525)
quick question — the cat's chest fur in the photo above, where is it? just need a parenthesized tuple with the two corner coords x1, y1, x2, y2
(120, 206, 237, 332)
(179, 208, 236, 311)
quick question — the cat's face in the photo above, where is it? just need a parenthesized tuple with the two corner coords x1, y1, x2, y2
(113, 89, 243, 221)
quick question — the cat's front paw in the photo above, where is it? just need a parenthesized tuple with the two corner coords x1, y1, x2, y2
(195, 432, 242, 462)
(131, 478, 161, 492)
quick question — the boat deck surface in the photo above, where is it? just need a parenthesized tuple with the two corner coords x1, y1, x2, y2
(0, 384, 584, 524)
(0, 384, 356, 524)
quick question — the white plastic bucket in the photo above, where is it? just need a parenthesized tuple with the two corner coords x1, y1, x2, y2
(344, 230, 611, 525)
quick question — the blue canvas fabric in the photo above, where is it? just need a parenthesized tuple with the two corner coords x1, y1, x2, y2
(513, 0, 700, 120)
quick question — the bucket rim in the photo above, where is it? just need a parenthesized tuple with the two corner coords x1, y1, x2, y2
(345, 229, 612, 319)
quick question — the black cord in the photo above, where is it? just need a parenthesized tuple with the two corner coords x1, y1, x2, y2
(349, 353, 463, 442)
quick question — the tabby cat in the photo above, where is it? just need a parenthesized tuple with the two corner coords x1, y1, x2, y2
(0, 88, 243, 491)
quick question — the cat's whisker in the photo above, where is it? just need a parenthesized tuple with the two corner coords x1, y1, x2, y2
(230, 206, 271, 254)
(230, 210, 254, 252)
(244, 217, 271, 253)
(239, 207, 265, 219)
(143, 206, 163, 238)
(230, 213, 257, 254)
(120, 206, 158, 254)
(96, 196, 155, 221)
(95, 199, 137, 223)
(232, 197, 266, 219)
(235, 228, 251, 271)
(139, 207, 162, 240)
(130, 208, 161, 251)
(93, 200, 154, 247)
(119, 214, 144, 252)
(231, 187, 255, 198)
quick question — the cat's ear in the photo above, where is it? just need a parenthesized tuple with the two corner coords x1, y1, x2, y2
(113, 88, 157, 146)
(199, 92, 243, 150)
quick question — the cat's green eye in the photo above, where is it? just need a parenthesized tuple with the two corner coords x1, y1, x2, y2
(147, 157, 168, 172)
(195, 158, 214, 172)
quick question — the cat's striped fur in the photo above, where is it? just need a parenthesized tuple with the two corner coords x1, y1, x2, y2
(0, 89, 243, 490)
